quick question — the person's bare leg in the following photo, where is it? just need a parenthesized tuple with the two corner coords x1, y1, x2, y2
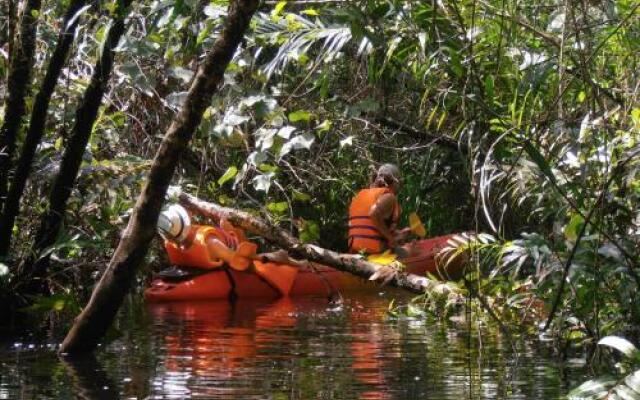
(258, 250, 309, 268)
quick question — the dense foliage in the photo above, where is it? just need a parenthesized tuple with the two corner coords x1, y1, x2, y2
(1, 0, 640, 385)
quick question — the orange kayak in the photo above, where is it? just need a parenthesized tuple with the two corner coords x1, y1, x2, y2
(144, 233, 465, 302)
(401, 234, 467, 279)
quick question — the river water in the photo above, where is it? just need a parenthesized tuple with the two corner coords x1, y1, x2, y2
(1, 288, 587, 399)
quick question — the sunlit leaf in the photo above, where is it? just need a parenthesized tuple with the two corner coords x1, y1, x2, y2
(339, 136, 353, 148)
(252, 173, 274, 192)
(277, 125, 296, 139)
(614, 385, 640, 400)
(316, 119, 332, 134)
(624, 370, 640, 393)
(564, 214, 585, 242)
(267, 201, 288, 214)
(279, 133, 315, 158)
(273, 1, 287, 16)
(169, 67, 194, 83)
(217, 166, 238, 186)
(165, 92, 188, 110)
(223, 113, 250, 126)
(632, 109, 640, 129)
(288, 110, 313, 122)
(567, 378, 615, 399)
(203, 4, 225, 18)
(368, 250, 397, 265)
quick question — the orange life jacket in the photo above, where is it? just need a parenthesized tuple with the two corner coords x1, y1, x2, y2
(165, 224, 239, 269)
(348, 187, 400, 253)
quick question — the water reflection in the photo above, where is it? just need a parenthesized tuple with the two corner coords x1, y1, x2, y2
(0, 292, 586, 399)
(146, 297, 398, 399)
(61, 354, 120, 400)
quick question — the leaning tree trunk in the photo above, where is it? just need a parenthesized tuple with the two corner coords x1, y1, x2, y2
(18, 0, 132, 291)
(59, 0, 260, 355)
(0, 0, 43, 212)
(0, 0, 88, 258)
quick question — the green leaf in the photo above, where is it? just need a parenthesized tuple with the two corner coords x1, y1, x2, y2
(197, 24, 212, 45)
(484, 75, 494, 100)
(301, 8, 319, 16)
(299, 220, 320, 243)
(257, 164, 277, 174)
(273, 1, 287, 16)
(288, 110, 313, 123)
(267, 201, 289, 214)
(564, 213, 585, 242)
(523, 141, 556, 184)
(577, 91, 586, 103)
(292, 190, 311, 202)
(217, 166, 238, 186)
(632, 108, 640, 128)
(316, 119, 332, 134)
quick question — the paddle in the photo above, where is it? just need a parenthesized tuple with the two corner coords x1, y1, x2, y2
(409, 212, 427, 238)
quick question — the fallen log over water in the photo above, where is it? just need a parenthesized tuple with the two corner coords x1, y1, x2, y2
(178, 192, 450, 294)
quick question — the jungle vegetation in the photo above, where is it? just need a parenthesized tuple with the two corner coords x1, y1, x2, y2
(1, 0, 640, 392)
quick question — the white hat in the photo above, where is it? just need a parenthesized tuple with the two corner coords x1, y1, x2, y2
(157, 204, 191, 243)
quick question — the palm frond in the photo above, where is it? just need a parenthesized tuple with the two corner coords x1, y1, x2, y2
(254, 12, 371, 79)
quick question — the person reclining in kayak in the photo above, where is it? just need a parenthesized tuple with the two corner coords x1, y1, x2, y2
(158, 203, 308, 271)
(348, 163, 412, 255)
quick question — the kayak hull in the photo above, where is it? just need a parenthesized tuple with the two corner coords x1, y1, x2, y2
(145, 264, 366, 302)
(401, 234, 467, 280)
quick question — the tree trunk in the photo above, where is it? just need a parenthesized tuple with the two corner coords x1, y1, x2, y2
(59, 0, 260, 355)
(18, 0, 132, 289)
(0, 0, 88, 258)
(178, 193, 446, 294)
(0, 0, 43, 212)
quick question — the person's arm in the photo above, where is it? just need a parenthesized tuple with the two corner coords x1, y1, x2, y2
(369, 193, 400, 247)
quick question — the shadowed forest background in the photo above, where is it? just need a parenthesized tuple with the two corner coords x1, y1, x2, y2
(1, 0, 640, 397)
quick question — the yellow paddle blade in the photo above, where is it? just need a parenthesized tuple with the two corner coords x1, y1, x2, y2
(367, 250, 398, 265)
(409, 212, 426, 238)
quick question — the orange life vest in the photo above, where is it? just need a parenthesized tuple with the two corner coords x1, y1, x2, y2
(348, 187, 400, 253)
(165, 224, 239, 269)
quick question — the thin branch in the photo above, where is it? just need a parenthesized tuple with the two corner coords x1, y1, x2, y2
(375, 117, 467, 153)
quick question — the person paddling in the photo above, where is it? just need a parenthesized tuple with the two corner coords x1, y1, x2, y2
(348, 163, 412, 255)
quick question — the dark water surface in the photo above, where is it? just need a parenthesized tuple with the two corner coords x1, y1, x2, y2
(1, 289, 586, 399)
